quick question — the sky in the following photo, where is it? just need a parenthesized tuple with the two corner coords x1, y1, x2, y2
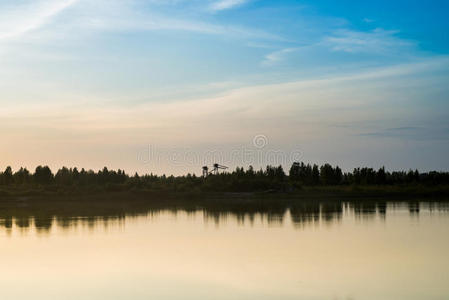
(0, 0, 448, 175)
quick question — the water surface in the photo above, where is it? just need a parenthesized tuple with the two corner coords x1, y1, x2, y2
(1, 199, 448, 300)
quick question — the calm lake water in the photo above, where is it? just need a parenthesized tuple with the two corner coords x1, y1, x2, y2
(1, 199, 448, 300)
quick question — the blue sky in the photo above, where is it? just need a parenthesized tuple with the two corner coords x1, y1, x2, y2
(0, 0, 448, 174)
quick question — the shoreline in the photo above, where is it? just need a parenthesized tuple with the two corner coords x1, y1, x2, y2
(1, 185, 449, 201)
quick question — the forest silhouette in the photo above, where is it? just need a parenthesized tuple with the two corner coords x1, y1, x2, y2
(0, 162, 448, 196)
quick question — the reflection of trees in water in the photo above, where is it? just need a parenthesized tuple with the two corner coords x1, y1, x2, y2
(409, 202, 420, 215)
(423, 201, 449, 214)
(377, 202, 387, 217)
(290, 202, 320, 227)
(290, 202, 344, 228)
(320, 202, 343, 224)
(1, 216, 13, 229)
(203, 207, 288, 226)
(0, 196, 448, 233)
(34, 217, 53, 232)
(347, 201, 392, 221)
(15, 217, 30, 228)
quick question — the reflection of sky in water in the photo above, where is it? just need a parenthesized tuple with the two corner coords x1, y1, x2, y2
(0, 201, 449, 300)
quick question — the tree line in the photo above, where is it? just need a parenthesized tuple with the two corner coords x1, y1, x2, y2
(0, 163, 448, 193)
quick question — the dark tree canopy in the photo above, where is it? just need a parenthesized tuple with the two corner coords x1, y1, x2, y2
(34, 166, 53, 185)
(0, 162, 448, 192)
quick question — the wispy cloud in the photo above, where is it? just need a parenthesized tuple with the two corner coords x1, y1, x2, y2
(0, 0, 278, 43)
(210, 0, 249, 11)
(0, 0, 78, 40)
(262, 27, 416, 66)
(4, 57, 448, 131)
(83, 15, 277, 40)
(359, 127, 449, 141)
(324, 28, 415, 54)
(262, 47, 300, 66)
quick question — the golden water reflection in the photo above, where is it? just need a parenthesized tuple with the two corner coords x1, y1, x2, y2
(1, 198, 449, 300)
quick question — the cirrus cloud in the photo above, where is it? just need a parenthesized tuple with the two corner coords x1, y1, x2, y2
(0, 0, 78, 40)
(210, 0, 249, 11)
